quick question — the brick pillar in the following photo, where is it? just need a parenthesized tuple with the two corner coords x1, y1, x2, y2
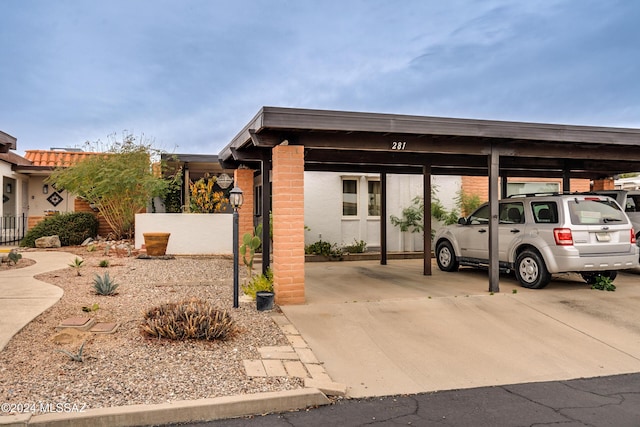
(234, 168, 255, 241)
(592, 178, 614, 191)
(272, 145, 305, 305)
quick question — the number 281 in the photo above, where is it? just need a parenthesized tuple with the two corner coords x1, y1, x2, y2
(391, 141, 407, 150)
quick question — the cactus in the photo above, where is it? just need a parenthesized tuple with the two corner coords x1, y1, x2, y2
(239, 224, 262, 277)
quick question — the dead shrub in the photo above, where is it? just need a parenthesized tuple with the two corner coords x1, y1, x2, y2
(140, 299, 236, 341)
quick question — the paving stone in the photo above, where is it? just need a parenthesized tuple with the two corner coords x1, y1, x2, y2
(304, 378, 348, 397)
(259, 346, 299, 360)
(90, 322, 119, 334)
(284, 360, 309, 378)
(56, 317, 95, 331)
(295, 347, 319, 364)
(259, 351, 299, 360)
(280, 324, 300, 335)
(243, 360, 267, 377)
(306, 363, 332, 382)
(260, 345, 294, 353)
(263, 360, 287, 377)
(270, 314, 290, 326)
(287, 334, 308, 348)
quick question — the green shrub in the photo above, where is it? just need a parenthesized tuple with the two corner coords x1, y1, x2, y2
(591, 275, 616, 291)
(242, 268, 274, 300)
(21, 212, 99, 247)
(305, 240, 343, 258)
(99, 259, 110, 268)
(343, 239, 367, 254)
(140, 299, 236, 341)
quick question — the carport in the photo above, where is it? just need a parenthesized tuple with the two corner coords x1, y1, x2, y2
(218, 106, 640, 304)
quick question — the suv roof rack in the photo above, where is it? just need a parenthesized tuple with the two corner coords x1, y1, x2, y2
(507, 192, 561, 198)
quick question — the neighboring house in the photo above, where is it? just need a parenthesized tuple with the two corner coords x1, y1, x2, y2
(1, 131, 29, 243)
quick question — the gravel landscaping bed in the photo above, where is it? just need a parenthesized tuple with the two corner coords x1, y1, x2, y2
(0, 245, 303, 414)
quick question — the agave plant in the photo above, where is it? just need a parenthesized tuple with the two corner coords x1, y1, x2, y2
(93, 272, 119, 296)
(56, 340, 86, 362)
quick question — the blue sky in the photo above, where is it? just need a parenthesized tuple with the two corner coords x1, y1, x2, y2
(2, 0, 639, 156)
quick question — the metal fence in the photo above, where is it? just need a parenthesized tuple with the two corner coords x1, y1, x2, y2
(1, 214, 26, 245)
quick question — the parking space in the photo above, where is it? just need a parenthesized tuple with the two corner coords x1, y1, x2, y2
(282, 260, 640, 397)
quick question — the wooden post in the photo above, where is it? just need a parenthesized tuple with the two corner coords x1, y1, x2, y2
(380, 171, 387, 265)
(488, 147, 500, 293)
(423, 163, 432, 275)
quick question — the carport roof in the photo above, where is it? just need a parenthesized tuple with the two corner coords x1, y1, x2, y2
(219, 107, 640, 179)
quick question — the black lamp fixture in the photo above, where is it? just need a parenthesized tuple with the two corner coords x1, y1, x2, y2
(43, 184, 49, 194)
(229, 186, 244, 210)
(230, 186, 244, 308)
(5, 183, 11, 193)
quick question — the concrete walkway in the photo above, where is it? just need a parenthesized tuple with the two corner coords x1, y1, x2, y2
(282, 259, 640, 397)
(0, 250, 78, 351)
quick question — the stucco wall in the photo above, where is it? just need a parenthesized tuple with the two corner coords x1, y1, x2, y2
(135, 213, 232, 255)
(303, 172, 459, 252)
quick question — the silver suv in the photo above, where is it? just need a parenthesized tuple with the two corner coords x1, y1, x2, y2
(434, 194, 639, 289)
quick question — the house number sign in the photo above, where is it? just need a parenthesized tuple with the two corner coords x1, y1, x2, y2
(390, 141, 407, 150)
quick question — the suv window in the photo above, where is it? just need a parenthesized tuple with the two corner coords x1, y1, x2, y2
(468, 205, 489, 224)
(626, 195, 640, 213)
(568, 199, 626, 225)
(499, 202, 524, 224)
(532, 201, 558, 224)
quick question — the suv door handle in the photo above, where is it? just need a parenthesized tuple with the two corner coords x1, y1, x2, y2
(510, 228, 520, 233)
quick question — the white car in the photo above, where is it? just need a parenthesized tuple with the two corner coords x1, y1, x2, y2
(433, 194, 639, 288)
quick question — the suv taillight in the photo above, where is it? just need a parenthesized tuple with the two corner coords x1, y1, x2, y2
(554, 228, 573, 246)
(632, 229, 637, 244)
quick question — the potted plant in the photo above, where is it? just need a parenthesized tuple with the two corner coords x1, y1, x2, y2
(242, 268, 274, 311)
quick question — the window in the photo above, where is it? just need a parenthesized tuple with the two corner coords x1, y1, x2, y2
(468, 205, 490, 224)
(506, 182, 559, 197)
(499, 202, 524, 224)
(568, 199, 626, 225)
(531, 202, 558, 223)
(368, 180, 381, 216)
(343, 179, 358, 216)
(254, 185, 263, 217)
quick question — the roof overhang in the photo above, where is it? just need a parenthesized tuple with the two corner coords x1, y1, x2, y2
(0, 131, 17, 153)
(218, 107, 640, 179)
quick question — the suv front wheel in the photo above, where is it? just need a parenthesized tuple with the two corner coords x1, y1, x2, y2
(436, 241, 459, 272)
(515, 250, 551, 289)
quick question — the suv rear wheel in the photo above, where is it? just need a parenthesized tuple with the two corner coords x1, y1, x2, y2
(436, 241, 459, 272)
(515, 250, 551, 289)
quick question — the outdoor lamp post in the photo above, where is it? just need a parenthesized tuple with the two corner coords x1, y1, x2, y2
(230, 186, 244, 308)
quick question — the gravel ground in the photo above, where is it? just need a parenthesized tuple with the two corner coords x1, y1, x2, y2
(0, 245, 303, 415)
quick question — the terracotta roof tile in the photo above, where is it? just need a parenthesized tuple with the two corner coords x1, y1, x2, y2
(23, 150, 103, 167)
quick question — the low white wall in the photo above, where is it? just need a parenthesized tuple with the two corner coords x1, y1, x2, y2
(135, 213, 233, 255)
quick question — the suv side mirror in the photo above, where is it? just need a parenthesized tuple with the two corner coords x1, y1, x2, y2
(458, 217, 467, 225)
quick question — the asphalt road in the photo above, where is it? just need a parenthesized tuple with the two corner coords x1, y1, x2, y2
(165, 373, 640, 427)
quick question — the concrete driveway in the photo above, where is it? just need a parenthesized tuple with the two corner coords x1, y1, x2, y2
(281, 259, 640, 398)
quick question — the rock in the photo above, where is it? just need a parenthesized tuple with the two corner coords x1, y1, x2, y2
(81, 237, 94, 246)
(35, 235, 62, 248)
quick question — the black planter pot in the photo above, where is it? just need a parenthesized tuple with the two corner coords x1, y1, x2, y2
(256, 291, 275, 311)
